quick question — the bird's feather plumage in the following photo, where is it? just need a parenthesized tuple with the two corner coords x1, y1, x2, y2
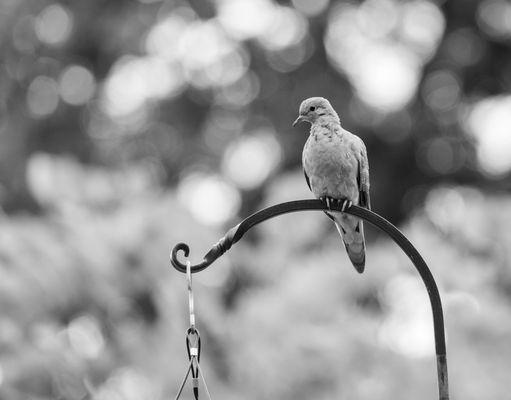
(296, 97, 370, 273)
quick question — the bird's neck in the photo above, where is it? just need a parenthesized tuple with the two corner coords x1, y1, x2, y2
(316, 110, 340, 124)
(311, 114, 342, 131)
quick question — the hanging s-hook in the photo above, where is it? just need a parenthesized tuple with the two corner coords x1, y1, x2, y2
(174, 261, 212, 400)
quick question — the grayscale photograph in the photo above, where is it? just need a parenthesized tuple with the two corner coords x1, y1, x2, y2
(0, 0, 510, 399)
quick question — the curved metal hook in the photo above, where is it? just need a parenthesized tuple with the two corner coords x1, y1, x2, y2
(172, 242, 190, 270)
(170, 199, 449, 400)
(171, 200, 326, 273)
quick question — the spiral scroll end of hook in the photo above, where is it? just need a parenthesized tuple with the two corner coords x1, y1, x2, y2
(171, 242, 190, 272)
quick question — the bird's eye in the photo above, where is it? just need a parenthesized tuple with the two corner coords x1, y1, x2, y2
(309, 106, 316, 111)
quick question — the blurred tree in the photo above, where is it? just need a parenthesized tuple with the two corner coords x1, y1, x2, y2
(2, 0, 510, 221)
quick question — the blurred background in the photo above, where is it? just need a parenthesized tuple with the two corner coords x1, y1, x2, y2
(1, 0, 511, 398)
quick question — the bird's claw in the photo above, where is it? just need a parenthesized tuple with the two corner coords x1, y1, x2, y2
(341, 199, 352, 212)
(320, 196, 332, 211)
(320, 196, 334, 210)
(320, 196, 352, 212)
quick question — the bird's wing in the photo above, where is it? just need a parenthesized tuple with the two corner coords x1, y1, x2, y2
(303, 169, 311, 191)
(304, 168, 336, 222)
(356, 139, 371, 210)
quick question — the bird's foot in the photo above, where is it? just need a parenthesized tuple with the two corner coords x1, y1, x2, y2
(341, 199, 353, 212)
(320, 196, 335, 211)
(320, 197, 352, 212)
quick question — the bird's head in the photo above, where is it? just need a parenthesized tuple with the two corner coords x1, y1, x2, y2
(293, 97, 339, 127)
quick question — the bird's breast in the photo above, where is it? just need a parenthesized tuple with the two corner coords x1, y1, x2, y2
(302, 132, 359, 200)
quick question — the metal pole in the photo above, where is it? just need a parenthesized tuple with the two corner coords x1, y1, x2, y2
(170, 199, 449, 400)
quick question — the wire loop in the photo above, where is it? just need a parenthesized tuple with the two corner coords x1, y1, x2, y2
(186, 260, 196, 331)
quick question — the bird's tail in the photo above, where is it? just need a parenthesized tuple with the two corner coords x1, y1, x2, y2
(333, 216, 366, 274)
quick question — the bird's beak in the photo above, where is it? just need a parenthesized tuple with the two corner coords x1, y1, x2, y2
(293, 115, 305, 127)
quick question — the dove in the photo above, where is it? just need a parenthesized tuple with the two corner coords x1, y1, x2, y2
(293, 97, 370, 273)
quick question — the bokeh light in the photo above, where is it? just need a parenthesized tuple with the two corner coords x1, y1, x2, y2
(465, 95, 511, 176)
(425, 138, 455, 175)
(26, 75, 59, 117)
(215, 71, 261, 108)
(144, 12, 191, 62)
(216, 0, 277, 41)
(217, 0, 308, 52)
(291, 0, 330, 17)
(357, 0, 398, 39)
(67, 315, 104, 359)
(59, 65, 96, 106)
(425, 186, 467, 233)
(444, 28, 485, 67)
(351, 44, 421, 112)
(267, 36, 315, 73)
(102, 55, 184, 118)
(177, 172, 241, 226)
(399, 0, 445, 60)
(180, 20, 249, 88)
(222, 130, 282, 190)
(95, 368, 156, 400)
(379, 274, 434, 358)
(146, 13, 248, 91)
(477, 0, 511, 40)
(257, 6, 308, 51)
(325, 0, 445, 112)
(34, 4, 73, 46)
(26, 153, 159, 206)
(422, 69, 461, 113)
(202, 109, 246, 155)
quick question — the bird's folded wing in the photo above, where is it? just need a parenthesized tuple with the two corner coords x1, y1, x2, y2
(357, 141, 371, 210)
(303, 169, 311, 192)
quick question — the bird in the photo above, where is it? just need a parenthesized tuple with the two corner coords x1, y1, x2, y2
(293, 97, 370, 273)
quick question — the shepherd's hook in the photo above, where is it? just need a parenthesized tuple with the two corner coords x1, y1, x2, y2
(170, 199, 449, 400)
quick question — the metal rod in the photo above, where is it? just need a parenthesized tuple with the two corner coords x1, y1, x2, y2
(170, 199, 449, 399)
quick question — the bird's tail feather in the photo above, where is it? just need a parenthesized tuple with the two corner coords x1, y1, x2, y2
(335, 220, 366, 274)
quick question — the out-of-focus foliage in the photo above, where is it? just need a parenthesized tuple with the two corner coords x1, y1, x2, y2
(1, 166, 511, 399)
(1, 0, 511, 399)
